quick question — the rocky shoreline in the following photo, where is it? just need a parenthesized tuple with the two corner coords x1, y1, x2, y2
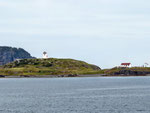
(0, 74, 150, 78)
(0, 74, 105, 78)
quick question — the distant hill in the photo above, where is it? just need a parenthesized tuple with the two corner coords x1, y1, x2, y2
(0, 46, 34, 65)
(1, 58, 102, 76)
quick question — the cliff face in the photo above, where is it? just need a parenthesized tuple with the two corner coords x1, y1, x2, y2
(0, 46, 33, 65)
(113, 69, 150, 76)
(106, 67, 150, 76)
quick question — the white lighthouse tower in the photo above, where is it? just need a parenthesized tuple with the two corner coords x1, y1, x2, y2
(43, 51, 48, 59)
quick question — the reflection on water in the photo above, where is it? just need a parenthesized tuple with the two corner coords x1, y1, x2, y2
(0, 77, 150, 113)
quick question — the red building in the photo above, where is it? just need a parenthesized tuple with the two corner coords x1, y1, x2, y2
(121, 63, 131, 67)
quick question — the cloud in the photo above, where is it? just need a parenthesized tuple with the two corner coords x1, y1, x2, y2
(0, 0, 150, 68)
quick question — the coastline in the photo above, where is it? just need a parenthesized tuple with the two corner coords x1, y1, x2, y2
(1, 74, 105, 78)
(1, 74, 150, 78)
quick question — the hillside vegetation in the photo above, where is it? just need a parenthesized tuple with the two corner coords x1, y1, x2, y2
(0, 58, 103, 76)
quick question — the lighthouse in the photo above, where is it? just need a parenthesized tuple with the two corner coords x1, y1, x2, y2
(43, 51, 48, 59)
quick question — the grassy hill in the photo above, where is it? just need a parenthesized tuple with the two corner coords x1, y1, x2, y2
(0, 58, 103, 76)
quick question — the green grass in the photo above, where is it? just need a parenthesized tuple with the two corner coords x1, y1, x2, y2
(2, 58, 150, 76)
(0, 58, 103, 76)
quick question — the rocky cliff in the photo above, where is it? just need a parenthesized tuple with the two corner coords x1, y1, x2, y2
(106, 67, 150, 76)
(0, 46, 34, 65)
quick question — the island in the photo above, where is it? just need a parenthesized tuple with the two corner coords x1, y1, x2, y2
(0, 58, 104, 77)
(0, 46, 150, 78)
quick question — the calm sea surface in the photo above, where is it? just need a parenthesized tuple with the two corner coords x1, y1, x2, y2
(0, 77, 150, 113)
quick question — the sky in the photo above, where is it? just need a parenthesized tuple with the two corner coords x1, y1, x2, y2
(0, 0, 150, 68)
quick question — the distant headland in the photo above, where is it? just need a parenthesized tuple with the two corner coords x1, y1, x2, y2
(0, 46, 150, 78)
(0, 46, 34, 65)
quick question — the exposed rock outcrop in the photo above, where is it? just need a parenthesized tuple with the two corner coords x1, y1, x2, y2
(0, 46, 34, 65)
(113, 70, 150, 76)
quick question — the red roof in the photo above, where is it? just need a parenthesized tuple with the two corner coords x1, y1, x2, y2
(121, 63, 131, 66)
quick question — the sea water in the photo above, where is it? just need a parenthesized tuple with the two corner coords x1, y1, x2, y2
(0, 77, 150, 113)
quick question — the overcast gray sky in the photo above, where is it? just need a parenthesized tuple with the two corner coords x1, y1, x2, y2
(0, 0, 150, 68)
